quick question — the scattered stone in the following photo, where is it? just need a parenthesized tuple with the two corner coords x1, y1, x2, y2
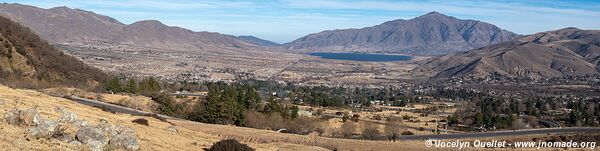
(56, 107, 77, 124)
(69, 140, 82, 146)
(73, 119, 89, 129)
(108, 133, 140, 151)
(4, 107, 42, 126)
(96, 122, 114, 136)
(87, 140, 105, 151)
(112, 125, 135, 136)
(4, 109, 19, 124)
(20, 108, 42, 126)
(54, 132, 74, 142)
(76, 126, 107, 151)
(99, 119, 108, 124)
(166, 126, 178, 133)
(131, 118, 149, 126)
(27, 119, 58, 139)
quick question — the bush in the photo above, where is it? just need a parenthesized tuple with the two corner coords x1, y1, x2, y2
(131, 118, 149, 126)
(401, 131, 414, 135)
(373, 114, 382, 120)
(362, 123, 379, 140)
(207, 139, 254, 151)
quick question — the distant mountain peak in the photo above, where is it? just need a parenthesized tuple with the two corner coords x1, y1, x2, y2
(417, 11, 453, 20)
(130, 20, 166, 27)
(561, 27, 580, 30)
(425, 11, 443, 15)
(49, 6, 71, 10)
(285, 12, 518, 55)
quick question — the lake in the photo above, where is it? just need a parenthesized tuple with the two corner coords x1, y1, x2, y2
(308, 52, 412, 62)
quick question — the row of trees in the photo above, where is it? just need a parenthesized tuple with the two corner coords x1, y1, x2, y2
(103, 76, 161, 95)
(450, 95, 600, 130)
(187, 82, 300, 127)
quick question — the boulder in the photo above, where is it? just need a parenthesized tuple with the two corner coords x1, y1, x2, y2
(166, 126, 178, 133)
(4, 107, 42, 126)
(28, 119, 58, 139)
(108, 133, 140, 150)
(87, 140, 105, 151)
(73, 119, 90, 129)
(3, 109, 19, 124)
(112, 125, 135, 135)
(20, 108, 42, 126)
(96, 122, 117, 137)
(76, 126, 106, 151)
(56, 107, 77, 124)
(69, 140, 82, 146)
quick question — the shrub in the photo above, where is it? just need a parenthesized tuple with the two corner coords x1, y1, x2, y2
(401, 131, 414, 135)
(207, 139, 254, 151)
(373, 114, 382, 120)
(131, 118, 149, 126)
(362, 123, 379, 140)
(341, 122, 356, 138)
(351, 114, 360, 122)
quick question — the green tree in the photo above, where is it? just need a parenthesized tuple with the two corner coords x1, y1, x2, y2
(139, 77, 161, 95)
(290, 106, 299, 119)
(475, 113, 484, 127)
(152, 93, 179, 116)
(125, 79, 139, 94)
(105, 76, 123, 93)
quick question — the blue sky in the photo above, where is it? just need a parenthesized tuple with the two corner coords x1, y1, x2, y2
(6, 0, 600, 43)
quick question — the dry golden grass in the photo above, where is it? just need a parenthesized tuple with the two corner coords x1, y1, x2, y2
(0, 85, 324, 151)
(43, 87, 156, 112)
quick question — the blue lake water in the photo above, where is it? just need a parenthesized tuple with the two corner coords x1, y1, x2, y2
(309, 52, 412, 62)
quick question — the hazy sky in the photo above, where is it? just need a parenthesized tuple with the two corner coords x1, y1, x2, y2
(8, 0, 600, 43)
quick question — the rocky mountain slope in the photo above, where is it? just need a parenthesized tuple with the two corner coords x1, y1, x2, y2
(237, 35, 280, 46)
(0, 3, 258, 51)
(284, 12, 518, 55)
(414, 28, 600, 79)
(0, 15, 105, 88)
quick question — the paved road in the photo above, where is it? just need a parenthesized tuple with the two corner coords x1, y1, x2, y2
(397, 127, 600, 140)
(64, 96, 599, 141)
(538, 119, 561, 128)
(65, 96, 174, 120)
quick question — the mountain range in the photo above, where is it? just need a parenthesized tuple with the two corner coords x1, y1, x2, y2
(414, 27, 600, 79)
(0, 3, 262, 51)
(284, 12, 519, 55)
(0, 15, 105, 88)
(1, 3, 599, 80)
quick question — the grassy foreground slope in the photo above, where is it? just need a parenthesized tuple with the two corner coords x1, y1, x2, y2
(0, 84, 328, 150)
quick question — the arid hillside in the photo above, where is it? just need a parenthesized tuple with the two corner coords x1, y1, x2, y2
(414, 28, 600, 79)
(0, 15, 106, 88)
